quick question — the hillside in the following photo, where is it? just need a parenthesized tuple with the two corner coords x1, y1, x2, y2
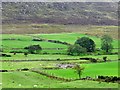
(2, 2, 118, 25)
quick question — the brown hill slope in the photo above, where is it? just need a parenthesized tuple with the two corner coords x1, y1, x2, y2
(2, 2, 118, 25)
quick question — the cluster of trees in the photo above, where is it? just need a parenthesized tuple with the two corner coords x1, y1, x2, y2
(68, 35, 113, 56)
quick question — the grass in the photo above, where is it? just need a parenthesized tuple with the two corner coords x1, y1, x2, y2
(1, 54, 118, 70)
(1, 30, 119, 88)
(33, 33, 118, 48)
(2, 24, 118, 39)
(1, 33, 118, 54)
(1, 54, 118, 60)
(1, 59, 90, 70)
(44, 61, 119, 79)
(2, 71, 60, 88)
(1, 36, 68, 49)
(2, 71, 118, 88)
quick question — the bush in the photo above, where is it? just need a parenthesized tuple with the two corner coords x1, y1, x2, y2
(43, 52, 49, 54)
(21, 68, 29, 71)
(10, 51, 24, 53)
(90, 58, 97, 63)
(57, 58, 60, 60)
(32, 38, 44, 41)
(0, 70, 8, 72)
(98, 75, 120, 83)
(24, 52, 28, 57)
(24, 44, 42, 54)
(103, 56, 107, 62)
(0, 54, 11, 57)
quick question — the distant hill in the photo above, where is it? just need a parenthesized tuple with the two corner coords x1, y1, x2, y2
(2, 2, 118, 25)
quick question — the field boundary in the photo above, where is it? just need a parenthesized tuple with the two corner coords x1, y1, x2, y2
(25, 34, 72, 46)
(0, 58, 118, 63)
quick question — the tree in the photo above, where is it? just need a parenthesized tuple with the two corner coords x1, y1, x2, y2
(24, 45, 42, 54)
(101, 35, 113, 53)
(73, 64, 84, 79)
(75, 37, 95, 52)
(67, 44, 87, 56)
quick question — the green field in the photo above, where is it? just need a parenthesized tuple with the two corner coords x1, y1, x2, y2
(1, 2, 119, 88)
(1, 33, 118, 48)
(1, 33, 118, 55)
(34, 33, 118, 48)
(1, 54, 118, 60)
(2, 72, 118, 88)
(1, 31, 119, 88)
(44, 61, 119, 79)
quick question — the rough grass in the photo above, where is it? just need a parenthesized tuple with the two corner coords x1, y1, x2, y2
(2, 24, 118, 39)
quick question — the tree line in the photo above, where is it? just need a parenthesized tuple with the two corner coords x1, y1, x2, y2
(68, 34, 113, 56)
(12, 34, 113, 57)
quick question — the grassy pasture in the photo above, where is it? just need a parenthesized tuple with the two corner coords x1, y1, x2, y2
(1, 34, 68, 53)
(1, 33, 118, 54)
(2, 71, 118, 88)
(1, 60, 90, 70)
(1, 54, 118, 60)
(1, 26, 119, 88)
(2, 72, 60, 88)
(1, 54, 119, 70)
(1, 34, 68, 48)
(34, 33, 118, 48)
(44, 61, 119, 79)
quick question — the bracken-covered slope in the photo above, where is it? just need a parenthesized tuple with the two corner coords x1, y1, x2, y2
(2, 2, 118, 25)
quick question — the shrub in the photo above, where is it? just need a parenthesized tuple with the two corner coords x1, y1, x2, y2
(43, 52, 49, 54)
(32, 38, 44, 41)
(10, 50, 25, 53)
(0, 54, 11, 57)
(103, 56, 107, 62)
(24, 52, 28, 57)
(90, 58, 97, 63)
(57, 58, 60, 60)
(24, 45, 42, 54)
(21, 68, 29, 71)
